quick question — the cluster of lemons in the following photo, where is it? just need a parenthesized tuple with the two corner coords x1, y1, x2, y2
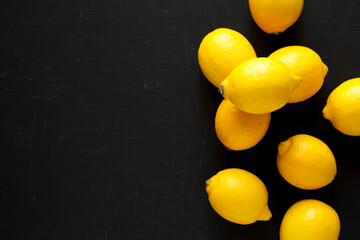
(198, 1, 360, 239)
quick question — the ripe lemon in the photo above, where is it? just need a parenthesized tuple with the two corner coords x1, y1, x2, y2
(215, 99, 271, 150)
(277, 134, 336, 190)
(198, 28, 257, 88)
(206, 168, 271, 225)
(269, 46, 328, 103)
(249, 0, 304, 34)
(323, 77, 360, 136)
(219, 57, 301, 114)
(280, 199, 341, 240)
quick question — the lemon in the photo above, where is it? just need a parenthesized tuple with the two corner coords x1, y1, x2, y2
(280, 199, 341, 240)
(219, 57, 301, 114)
(269, 46, 328, 103)
(277, 134, 336, 190)
(215, 99, 271, 150)
(323, 77, 360, 136)
(198, 28, 257, 88)
(206, 168, 271, 225)
(249, 0, 304, 34)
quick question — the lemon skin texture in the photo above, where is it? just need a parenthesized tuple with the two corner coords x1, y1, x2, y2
(323, 77, 360, 136)
(249, 0, 304, 34)
(280, 199, 340, 240)
(215, 99, 271, 150)
(198, 28, 257, 88)
(219, 57, 301, 114)
(277, 134, 337, 190)
(269, 46, 328, 103)
(206, 168, 271, 225)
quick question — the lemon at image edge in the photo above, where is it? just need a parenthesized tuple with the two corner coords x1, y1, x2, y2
(280, 199, 340, 240)
(219, 57, 301, 114)
(277, 134, 337, 190)
(198, 28, 257, 88)
(215, 99, 271, 151)
(269, 45, 328, 103)
(206, 168, 271, 225)
(249, 0, 304, 34)
(323, 77, 360, 136)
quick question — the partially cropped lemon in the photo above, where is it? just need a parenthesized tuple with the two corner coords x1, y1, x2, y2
(206, 168, 271, 225)
(198, 28, 257, 88)
(219, 57, 301, 114)
(249, 0, 304, 34)
(323, 77, 360, 136)
(280, 199, 340, 240)
(269, 46, 328, 103)
(277, 134, 337, 190)
(215, 99, 271, 150)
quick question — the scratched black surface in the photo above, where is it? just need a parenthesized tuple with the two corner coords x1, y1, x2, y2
(0, 0, 359, 239)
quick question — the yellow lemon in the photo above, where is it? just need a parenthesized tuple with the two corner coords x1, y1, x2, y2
(269, 46, 328, 103)
(219, 57, 301, 114)
(198, 28, 257, 88)
(215, 99, 271, 150)
(249, 0, 304, 34)
(206, 168, 271, 225)
(323, 77, 360, 136)
(277, 134, 337, 190)
(280, 199, 340, 240)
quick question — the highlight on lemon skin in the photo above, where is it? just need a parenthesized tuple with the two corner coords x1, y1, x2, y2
(205, 168, 271, 225)
(215, 99, 271, 151)
(269, 46, 328, 103)
(219, 57, 301, 114)
(323, 77, 360, 136)
(277, 134, 337, 190)
(198, 28, 257, 88)
(280, 199, 340, 240)
(249, 0, 304, 34)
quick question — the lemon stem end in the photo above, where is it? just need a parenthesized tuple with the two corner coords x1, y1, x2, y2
(218, 85, 224, 96)
(258, 205, 272, 221)
(205, 179, 211, 187)
(322, 106, 331, 120)
(323, 63, 329, 77)
(278, 140, 291, 156)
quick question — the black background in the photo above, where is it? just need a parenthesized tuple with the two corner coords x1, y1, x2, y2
(0, 0, 359, 239)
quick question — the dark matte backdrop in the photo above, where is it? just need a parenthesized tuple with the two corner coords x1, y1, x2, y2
(0, 0, 359, 239)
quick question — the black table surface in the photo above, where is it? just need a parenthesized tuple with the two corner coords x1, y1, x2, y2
(1, 0, 360, 239)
